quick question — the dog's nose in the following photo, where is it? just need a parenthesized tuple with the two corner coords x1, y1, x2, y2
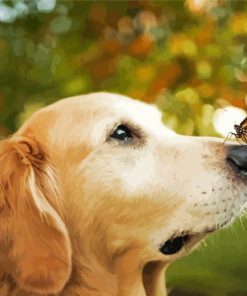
(227, 145, 247, 172)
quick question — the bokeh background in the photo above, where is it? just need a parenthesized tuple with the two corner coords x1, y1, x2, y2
(1, 0, 247, 295)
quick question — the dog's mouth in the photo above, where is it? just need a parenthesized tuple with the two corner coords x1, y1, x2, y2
(160, 228, 215, 255)
(159, 234, 191, 255)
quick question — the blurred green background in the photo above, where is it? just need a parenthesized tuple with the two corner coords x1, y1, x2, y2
(1, 0, 247, 295)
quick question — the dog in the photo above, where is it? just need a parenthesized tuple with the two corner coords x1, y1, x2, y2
(0, 92, 247, 296)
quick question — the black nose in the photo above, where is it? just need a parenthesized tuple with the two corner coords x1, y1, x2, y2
(227, 145, 247, 172)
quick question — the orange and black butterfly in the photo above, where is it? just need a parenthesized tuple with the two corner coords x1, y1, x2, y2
(225, 117, 247, 143)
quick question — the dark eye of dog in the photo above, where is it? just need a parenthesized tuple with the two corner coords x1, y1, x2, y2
(110, 125, 133, 142)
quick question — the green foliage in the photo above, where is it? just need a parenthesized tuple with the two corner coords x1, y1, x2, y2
(1, 1, 247, 294)
(167, 216, 247, 295)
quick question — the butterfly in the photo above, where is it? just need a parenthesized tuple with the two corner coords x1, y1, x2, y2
(225, 116, 247, 144)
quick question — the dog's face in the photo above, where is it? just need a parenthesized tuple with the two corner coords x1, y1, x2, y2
(0, 92, 247, 295)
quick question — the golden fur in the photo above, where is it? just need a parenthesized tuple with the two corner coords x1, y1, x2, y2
(0, 92, 246, 296)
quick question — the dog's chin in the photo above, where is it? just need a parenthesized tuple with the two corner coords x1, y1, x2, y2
(160, 228, 216, 256)
(159, 206, 244, 256)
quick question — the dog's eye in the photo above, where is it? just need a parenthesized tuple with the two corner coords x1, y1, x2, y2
(110, 125, 133, 142)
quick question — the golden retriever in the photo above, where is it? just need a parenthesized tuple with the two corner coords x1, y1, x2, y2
(0, 92, 247, 296)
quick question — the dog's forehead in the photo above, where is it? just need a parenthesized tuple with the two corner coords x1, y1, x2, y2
(77, 93, 174, 137)
(52, 92, 165, 131)
(76, 93, 176, 143)
(19, 92, 175, 147)
(113, 99, 161, 123)
(78, 92, 162, 120)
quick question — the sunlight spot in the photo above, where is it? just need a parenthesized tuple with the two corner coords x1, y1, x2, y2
(213, 106, 246, 137)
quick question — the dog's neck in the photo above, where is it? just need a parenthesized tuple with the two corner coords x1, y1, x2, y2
(63, 250, 118, 295)
(63, 227, 168, 296)
(59, 187, 168, 296)
(64, 248, 168, 296)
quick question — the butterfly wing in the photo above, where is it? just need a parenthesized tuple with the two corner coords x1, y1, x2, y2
(239, 116, 247, 127)
(241, 130, 247, 143)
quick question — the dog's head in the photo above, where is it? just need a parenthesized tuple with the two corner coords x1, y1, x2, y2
(1, 92, 247, 295)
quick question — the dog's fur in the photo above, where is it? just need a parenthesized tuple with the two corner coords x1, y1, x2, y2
(0, 92, 246, 296)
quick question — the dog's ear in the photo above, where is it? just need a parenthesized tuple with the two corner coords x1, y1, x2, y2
(0, 135, 72, 294)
